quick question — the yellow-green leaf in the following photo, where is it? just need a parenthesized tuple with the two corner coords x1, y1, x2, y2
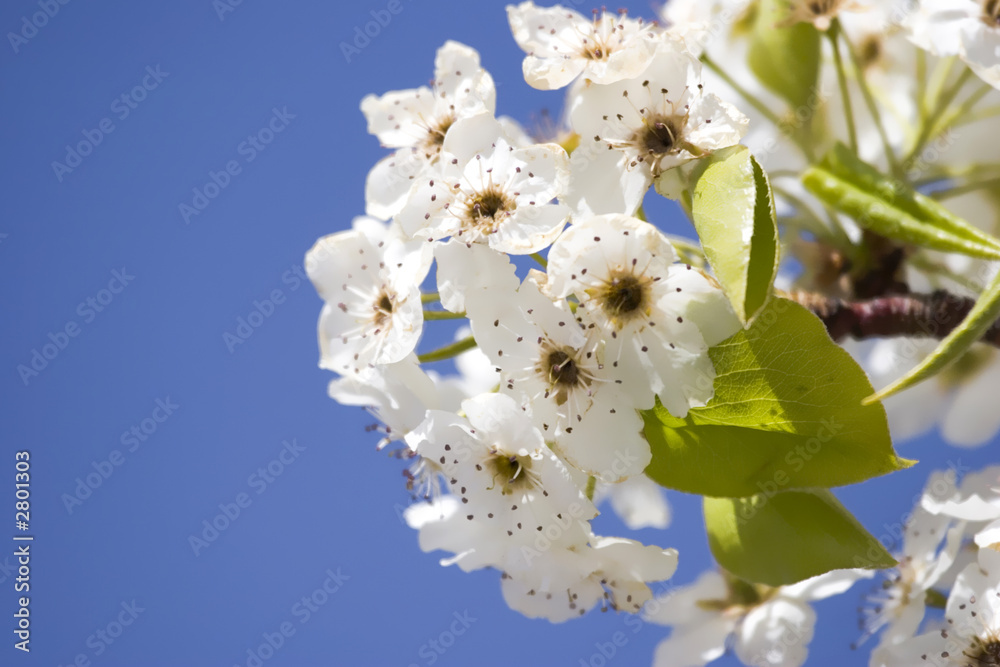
(689, 145, 779, 325)
(644, 299, 912, 498)
(705, 489, 896, 585)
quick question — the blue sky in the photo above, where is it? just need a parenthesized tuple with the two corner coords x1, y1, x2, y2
(1, 0, 997, 665)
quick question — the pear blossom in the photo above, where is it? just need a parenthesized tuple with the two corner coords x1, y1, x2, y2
(433, 239, 519, 313)
(306, 220, 432, 375)
(907, 0, 1000, 89)
(404, 393, 596, 569)
(922, 466, 1000, 530)
(327, 354, 440, 448)
(645, 569, 871, 667)
(361, 41, 496, 219)
(506, 1, 663, 90)
(660, 0, 755, 57)
(465, 272, 652, 482)
(566, 41, 748, 216)
(878, 548, 1000, 666)
(545, 214, 740, 417)
(395, 114, 571, 253)
(865, 471, 966, 653)
(779, 0, 870, 31)
(502, 535, 679, 622)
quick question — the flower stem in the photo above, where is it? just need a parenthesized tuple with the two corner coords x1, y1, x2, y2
(930, 176, 1000, 202)
(935, 81, 995, 134)
(417, 335, 477, 363)
(701, 55, 815, 158)
(423, 309, 466, 321)
(421, 292, 440, 304)
(585, 476, 596, 501)
(905, 67, 973, 166)
(837, 19, 900, 176)
(703, 55, 784, 127)
(828, 23, 858, 155)
(530, 252, 548, 268)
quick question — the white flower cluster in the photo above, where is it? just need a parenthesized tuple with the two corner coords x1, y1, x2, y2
(305, 0, 1000, 663)
(872, 466, 1000, 667)
(642, 466, 1000, 667)
(305, 6, 747, 623)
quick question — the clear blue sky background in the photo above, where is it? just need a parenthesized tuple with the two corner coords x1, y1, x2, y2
(1, 1, 996, 665)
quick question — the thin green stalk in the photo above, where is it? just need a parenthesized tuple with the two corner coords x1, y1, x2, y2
(664, 234, 707, 268)
(420, 292, 440, 304)
(837, 19, 900, 175)
(916, 49, 928, 121)
(936, 81, 995, 132)
(828, 24, 858, 154)
(930, 176, 1000, 202)
(909, 253, 990, 293)
(530, 252, 548, 268)
(703, 55, 784, 129)
(585, 476, 596, 501)
(422, 309, 466, 321)
(956, 104, 1000, 127)
(701, 54, 817, 159)
(906, 67, 973, 165)
(772, 183, 852, 249)
(417, 335, 477, 363)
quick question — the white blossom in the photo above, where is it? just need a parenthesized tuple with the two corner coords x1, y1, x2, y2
(466, 272, 652, 482)
(878, 548, 1000, 666)
(502, 535, 678, 622)
(907, 0, 1000, 89)
(646, 569, 871, 667)
(395, 114, 571, 253)
(306, 220, 432, 375)
(566, 41, 748, 216)
(865, 471, 966, 654)
(404, 393, 596, 571)
(545, 214, 739, 417)
(506, 1, 662, 90)
(361, 41, 496, 219)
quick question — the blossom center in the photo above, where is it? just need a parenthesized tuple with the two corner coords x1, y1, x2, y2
(421, 113, 456, 157)
(373, 291, 394, 326)
(537, 342, 590, 406)
(803, 0, 839, 17)
(983, 0, 1000, 27)
(463, 186, 515, 234)
(595, 271, 652, 326)
(857, 34, 883, 70)
(636, 116, 681, 156)
(966, 635, 1000, 665)
(487, 453, 534, 495)
(547, 349, 581, 388)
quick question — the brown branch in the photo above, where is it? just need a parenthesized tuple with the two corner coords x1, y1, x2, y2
(786, 289, 1000, 348)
